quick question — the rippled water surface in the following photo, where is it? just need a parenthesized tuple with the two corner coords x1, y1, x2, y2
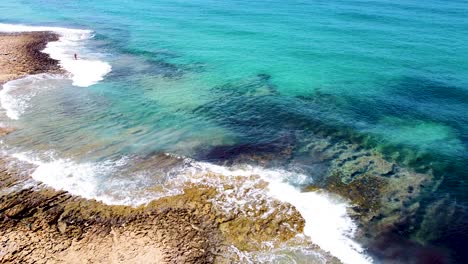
(1, 0, 468, 263)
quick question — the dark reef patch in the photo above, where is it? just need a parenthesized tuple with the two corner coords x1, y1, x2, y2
(368, 233, 452, 264)
(198, 142, 288, 163)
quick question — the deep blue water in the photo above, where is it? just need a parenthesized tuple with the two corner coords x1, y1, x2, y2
(1, 0, 468, 263)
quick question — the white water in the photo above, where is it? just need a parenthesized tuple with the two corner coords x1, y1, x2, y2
(8, 148, 372, 264)
(189, 162, 374, 264)
(9, 151, 179, 206)
(12, 151, 112, 201)
(0, 23, 111, 87)
(0, 74, 62, 119)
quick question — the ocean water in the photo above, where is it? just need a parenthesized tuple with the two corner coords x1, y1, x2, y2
(0, 0, 467, 263)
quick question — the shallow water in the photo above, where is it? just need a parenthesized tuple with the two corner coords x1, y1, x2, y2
(0, 0, 467, 263)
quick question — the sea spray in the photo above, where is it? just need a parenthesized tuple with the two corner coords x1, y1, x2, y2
(7, 151, 183, 205)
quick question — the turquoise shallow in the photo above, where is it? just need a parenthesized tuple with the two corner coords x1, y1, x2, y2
(1, 0, 468, 263)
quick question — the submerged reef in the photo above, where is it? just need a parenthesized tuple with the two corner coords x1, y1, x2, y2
(201, 126, 435, 257)
(307, 138, 432, 239)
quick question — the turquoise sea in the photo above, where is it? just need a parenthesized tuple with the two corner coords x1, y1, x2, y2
(1, 0, 468, 263)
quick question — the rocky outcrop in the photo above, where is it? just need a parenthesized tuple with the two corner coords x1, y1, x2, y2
(0, 32, 62, 84)
(0, 155, 343, 263)
(0, 168, 223, 263)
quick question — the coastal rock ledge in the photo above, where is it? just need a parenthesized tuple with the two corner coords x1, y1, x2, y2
(0, 165, 224, 264)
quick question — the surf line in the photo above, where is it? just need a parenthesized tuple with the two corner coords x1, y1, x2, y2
(0, 23, 111, 87)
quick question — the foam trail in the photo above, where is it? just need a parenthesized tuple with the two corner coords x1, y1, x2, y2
(8, 151, 173, 206)
(0, 74, 61, 119)
(190, 162, 374, 264)
(0, 23, 111, 87)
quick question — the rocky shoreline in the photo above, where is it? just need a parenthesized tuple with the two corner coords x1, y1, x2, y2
(0, 32, 226, 264)
(0, 32, 62, 85)
(0, 162, 224, 263)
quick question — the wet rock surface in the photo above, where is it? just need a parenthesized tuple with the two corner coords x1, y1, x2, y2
(0, 150, 342, 263)
(294, 136, 435, 252)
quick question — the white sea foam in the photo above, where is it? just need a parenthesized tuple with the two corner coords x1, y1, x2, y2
(8, 151, 180, 206)
(0, 23, 111, 87)
(8, 149, 372, 264)
(187, 161, 374, 264)
(0, 74, 62, 119)
(10, 152, 134, 205)
(12, 152, 107, 200)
